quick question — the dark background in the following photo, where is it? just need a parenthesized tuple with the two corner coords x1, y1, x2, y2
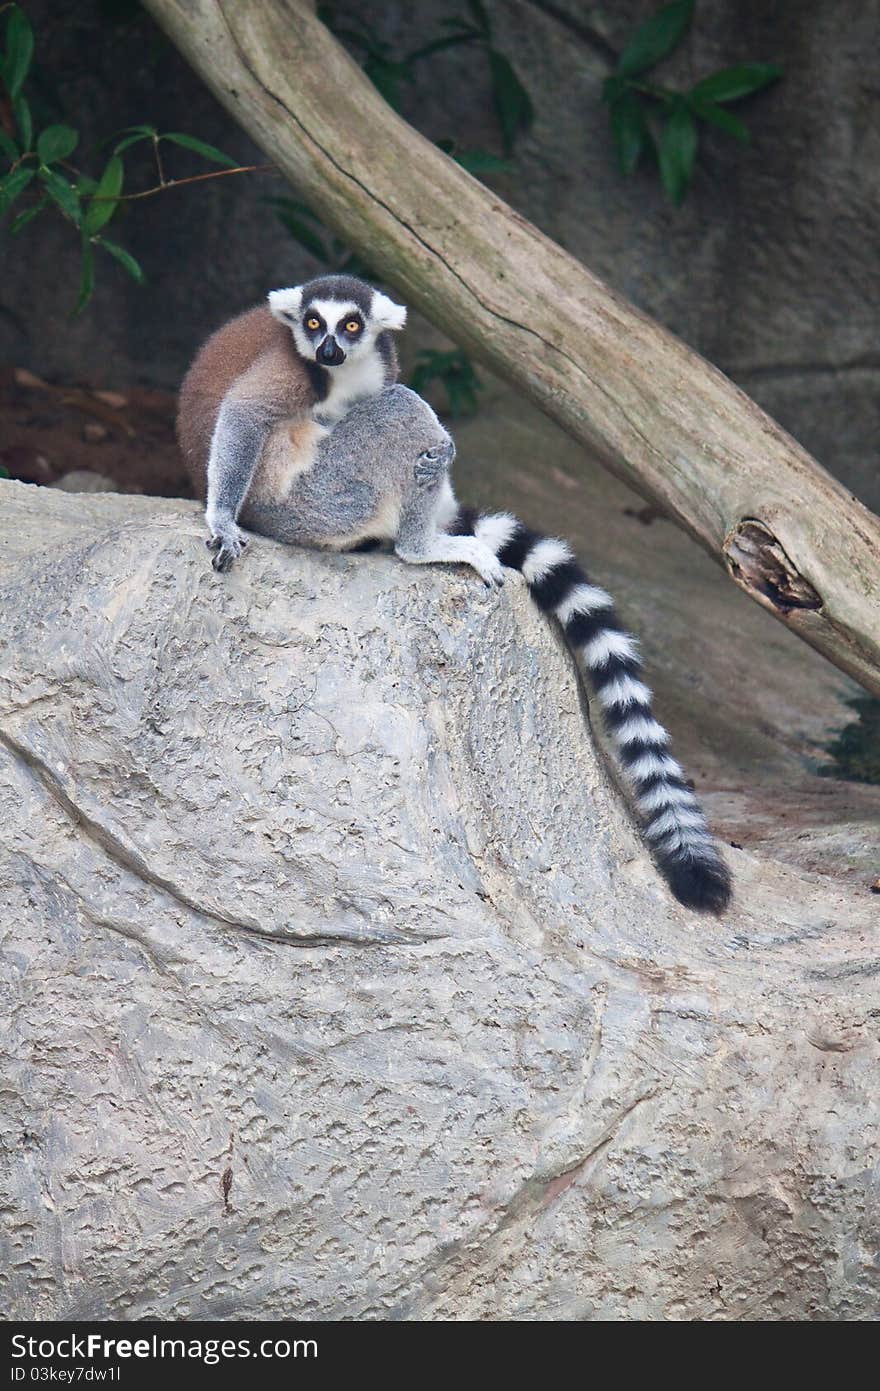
(1, 0, 878, 510)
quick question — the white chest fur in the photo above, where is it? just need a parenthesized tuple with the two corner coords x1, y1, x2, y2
(315, 353, 387, 425)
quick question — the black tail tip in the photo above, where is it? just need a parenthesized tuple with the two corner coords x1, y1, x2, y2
(662, 853, 732, 915)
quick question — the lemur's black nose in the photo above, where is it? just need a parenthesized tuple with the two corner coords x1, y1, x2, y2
(318, 335, 346, 366)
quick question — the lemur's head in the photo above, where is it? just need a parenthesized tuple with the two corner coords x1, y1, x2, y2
(268, 274, 407, 369)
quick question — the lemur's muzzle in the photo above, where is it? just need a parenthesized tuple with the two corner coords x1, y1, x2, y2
(318, 335, 346, 367)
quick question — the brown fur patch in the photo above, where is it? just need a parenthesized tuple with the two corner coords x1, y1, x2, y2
(251, 417, 327, 504)
(176, 304, 315, 499)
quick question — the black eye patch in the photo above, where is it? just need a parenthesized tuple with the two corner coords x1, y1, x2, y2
(302, 311, 325, 333)
(339, 315, 363, 337)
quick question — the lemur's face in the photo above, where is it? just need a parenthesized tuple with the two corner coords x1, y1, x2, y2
(296, 299, 376, 368)
(268, 277, 407, 370)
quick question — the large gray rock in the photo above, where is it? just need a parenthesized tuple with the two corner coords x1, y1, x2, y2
(0, 480, 877, 1321)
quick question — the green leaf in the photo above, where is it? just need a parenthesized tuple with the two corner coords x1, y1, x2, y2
(363, 54, 408, 109)
(274, 209, 327, 260)
(601, 74, 627, 106)
(317, 6, 378, 50)
(488, 49, 533, 153)
(451, 147, 512, 174)
(10, 194, 47, 233)
(0, 164, 33, 216)
(324, 22, 375, 51)
(0, 463, 9, 479)
(75, 173, 98, 196)
(407, 31, 481, 63)
(161, 132, 238, 168)
(84, 153, 123, 233)
(103, 124, 156, 151)
(97, 235, 146, 283)
(691, 98, 750, 143)
(617, 0, 694, 79)
(658, 102, 698, 204)
(37, 124, 79, 165)
(3, 5, 35, 100)
(38, 167, 81, 223)
(691, 63, 782, 105)
(266, 194, 315, 218)
(113, 131, 156, 155)
(610, 90, 648, 175)
(435, 138, 510, 171)
(409, 348, 483, 418)
(73, 241, 95, 316)
(0, 129, 19, 162)
(465, 0, 490, 38)
(13, 94, 32, 151)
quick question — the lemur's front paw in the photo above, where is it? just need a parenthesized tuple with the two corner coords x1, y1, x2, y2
(206, 522, 248, 573)
(414, 441, 454, 487)
(467, 540, 505, 588)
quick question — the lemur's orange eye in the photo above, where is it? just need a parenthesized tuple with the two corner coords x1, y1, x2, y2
(306, 316, 320, 331)
(345, 320, 361, 334)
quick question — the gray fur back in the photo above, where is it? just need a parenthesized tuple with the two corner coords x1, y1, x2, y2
(317, 385, 449, 482)
(241, 385, 451, 548)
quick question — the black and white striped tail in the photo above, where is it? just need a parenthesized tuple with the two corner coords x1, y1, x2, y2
(451, 508, 732, 913)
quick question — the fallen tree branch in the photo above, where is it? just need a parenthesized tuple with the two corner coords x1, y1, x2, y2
(143, 0, 880, 695)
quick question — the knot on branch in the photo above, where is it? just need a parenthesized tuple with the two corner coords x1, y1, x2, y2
(723, 519, 822, 615)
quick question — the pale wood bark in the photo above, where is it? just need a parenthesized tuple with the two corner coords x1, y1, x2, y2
(143, 0, 880, 695)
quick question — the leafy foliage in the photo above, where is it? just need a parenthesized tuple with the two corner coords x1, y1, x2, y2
(318, 2, 531, 160)
(409, 348, 483, 418)
(602, 0, 782, 204)
(821, 697, 880, 786)
(616, 0, 694, 79)
(161, 132, 238, 168)
(266, 197, 378, 280)
(0, 5, 239, 313)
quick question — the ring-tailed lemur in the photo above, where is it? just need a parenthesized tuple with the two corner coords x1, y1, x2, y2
(177, 274, 407, 571)
(195, 380, 730, 914)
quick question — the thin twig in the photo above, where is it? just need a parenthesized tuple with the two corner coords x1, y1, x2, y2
(90, 161, 274, 202)
(152, 132, 167, 187)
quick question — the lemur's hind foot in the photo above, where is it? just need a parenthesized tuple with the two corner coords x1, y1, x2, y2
(452, 507, 732, 915)
(395, 435, 503, 586)
(396, 534, 505, 587)
(414, 440, 456, 487)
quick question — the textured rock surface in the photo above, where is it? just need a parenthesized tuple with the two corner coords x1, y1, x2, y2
(4, 0, 878, 509)
(1, 481, 877, 1320)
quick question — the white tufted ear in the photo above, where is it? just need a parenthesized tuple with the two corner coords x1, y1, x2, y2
(371, 290, 407, 332)
(268, 287, 303, 324)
